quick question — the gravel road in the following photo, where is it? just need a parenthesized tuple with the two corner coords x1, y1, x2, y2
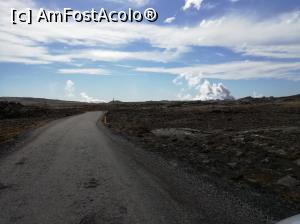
(0, 112, 274, 224)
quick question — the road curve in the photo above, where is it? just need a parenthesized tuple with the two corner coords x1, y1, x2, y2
(0, 112, 272, 224)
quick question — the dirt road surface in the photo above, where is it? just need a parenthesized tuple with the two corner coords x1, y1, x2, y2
(0, 112, 274, 224)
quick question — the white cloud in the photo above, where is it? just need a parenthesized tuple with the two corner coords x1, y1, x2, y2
(172, 69, 234, 101)
(65, 49, 181, 63)
(64, 79, 105, 102)
(65, 80, 75, 97)
(202, 2, 217, 10)
(108, 0, 149, 7)
(236, 45, 300, 59)
(177, 92, 193, 100)
(129, 0, 149, 6)
(4, 11, 299, 63)
(1, 0, 300, 82)
(164, 17, 176, 24)
(194, 80, 234, 101)
(178, 73, 203, 87)
(182, 0, 204, 11)
(59, 68, 109, 75)
(176, 79, 234, 101)
(136, 61, 300, 81)
(80, 92, 106, 103)
(2, 0, 300, 64)
(253, 91, 264, 98)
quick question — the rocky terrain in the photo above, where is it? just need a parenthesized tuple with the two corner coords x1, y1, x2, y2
(105, 96, 300, 213)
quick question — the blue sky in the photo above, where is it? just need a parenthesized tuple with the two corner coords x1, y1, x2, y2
(0, 0, 300, 102)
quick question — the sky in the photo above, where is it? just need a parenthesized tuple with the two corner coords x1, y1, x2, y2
(0, 0, 300, 102)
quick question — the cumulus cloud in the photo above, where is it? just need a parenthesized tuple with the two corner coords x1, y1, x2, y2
(64, 80, 105, 103)
(164, 17, 176, 24)
(172, 68, 234, 101)
(59, 68, 108, 75)
(182, 0, 204, 11)
(80, 92, 106, 103)
(177, 79, 234, 101)
(172, 72, 234, 101)
(179, 73, 203, 87)
(137, 60, 300, 101)
(65, 80, 75, 97)
(194, 80, 234, 101)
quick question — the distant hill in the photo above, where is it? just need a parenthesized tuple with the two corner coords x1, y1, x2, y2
(238, 94, 300, 104)
(279, 94, 300, 100)
(0, 97, 88, 108)
(0, 94, 299, 107)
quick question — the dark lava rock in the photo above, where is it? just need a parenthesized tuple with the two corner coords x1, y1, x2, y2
(294, 159, 300, 166)
(276, 175, 298, 188)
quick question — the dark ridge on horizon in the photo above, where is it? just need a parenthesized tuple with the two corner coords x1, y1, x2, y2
(0, 93, 300, 106)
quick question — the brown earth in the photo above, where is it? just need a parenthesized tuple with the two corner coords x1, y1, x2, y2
(105, 96, 300, 212)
